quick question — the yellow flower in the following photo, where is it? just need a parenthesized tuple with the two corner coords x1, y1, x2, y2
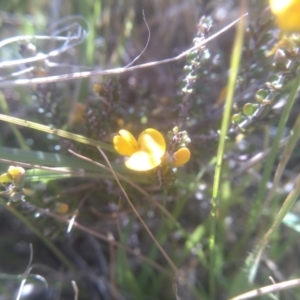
(0, 166, 25, 188)
(269, 0, 300, 32)
(113, 128, 166, 171)
(53, 202, 69, 215)
(171, 148, 191, 167)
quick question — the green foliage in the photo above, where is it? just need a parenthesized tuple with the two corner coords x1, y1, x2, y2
(2, 1, 300, 299)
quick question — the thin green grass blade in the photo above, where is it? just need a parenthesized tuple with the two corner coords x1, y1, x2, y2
(247, 68, 300, 234)
(0, 147, 103, 171)
(209, 6, 246, 298)
(263, 113, 300, 209)
(246, 76, 300, 281)
(0, 146, 113, 170)
(229, 63, 300, 296)
(0, 147, 148, 183)
(116, 218, 144, 299)
(0, 113, 114, 152)
(25, 168, 114, 182)
(248, 172, 300, 283)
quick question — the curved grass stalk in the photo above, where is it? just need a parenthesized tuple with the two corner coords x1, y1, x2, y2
(0, 15, 247, 87)
(0, 113, 113, 152)
(96, 146, 178, 273)
(248, 171, 300, 282)
(230, 278, 300, 300)
(209, 4, 246, 298)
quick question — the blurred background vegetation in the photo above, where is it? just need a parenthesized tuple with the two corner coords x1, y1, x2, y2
(1, 0, 300, 299)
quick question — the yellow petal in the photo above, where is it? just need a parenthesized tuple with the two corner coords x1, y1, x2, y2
(125, 151, 161, 171)
(269, 0, 300, 32)
(138, 128, 166, 158)
(113, 130, 138, 156)
(270, 0, 294, 13)
(0, 173, 12, 184)
(172, 148, 191, 167)
(7, 166, 25, 187)
(53, 202, 69, 214)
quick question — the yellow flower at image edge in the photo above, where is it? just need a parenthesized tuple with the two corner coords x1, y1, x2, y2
(269, 0, 300, 32)
(113, 128, 166, 171)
